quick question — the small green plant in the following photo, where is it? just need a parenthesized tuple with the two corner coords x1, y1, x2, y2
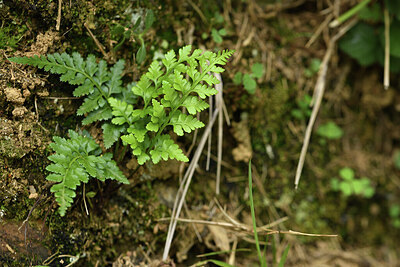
(291, 94, 312, 120)
(233, 63, 264, 94)
(331, 167, 375, 198)
(393, 150, 400, 169)
(9, 45, 233, 216)
(110, 8, 155, 63)
(46, 130, 129, 216)
(316, 121, 344, 140)
(202, 12, 228, 44)
(248, 161, 290, 267)
(304, 58, 321, 77)
(389, 204, 400, 228)
(0, 24, 27, 49)
(338, 1, 400, 71)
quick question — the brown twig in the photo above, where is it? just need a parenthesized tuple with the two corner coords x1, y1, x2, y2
(294, 19, 358, 189)
(56, 0, 62, 31)
(84, 22, 109, 61)
(384, 8, 390, 89)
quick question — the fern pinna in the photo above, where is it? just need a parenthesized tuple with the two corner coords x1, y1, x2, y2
(46, 130, 129, 216)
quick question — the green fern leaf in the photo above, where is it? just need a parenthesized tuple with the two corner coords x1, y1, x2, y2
(170, 112, 204, 136)
(10, 52, 126, 126)
(150, 135, 188, 164)
(182, 96, 209, 114)
(82, 106, 113, 125)
(102, 123, 126, 149)
(108, 97, 135, 125)
(191, 84, 218, 99)
(46, 130, 128, 216)
(107, 59, 125, 95)
(178, 45, 192, 62)
(162, 49, 177, 71)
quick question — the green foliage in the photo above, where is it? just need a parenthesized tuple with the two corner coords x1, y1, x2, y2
(9, 52, 125, 126)
(233, 63, 264, 94)
(10, 45, 233, 216)
(339, 2, 400, 71)
(211, 28, 227, 44)
(389, 204, 400, 228)
(201, 12, 228, 44)
(0, 24, 27, 49)
(291, 94, 312, 120)
(316, 121, 343, 140)
(111, 45, 234, 164)
(304, 58, 321, 77)
(110, 8, 155, 63)
(393, 150, 400, 169)
(46, 130, 128, 216)
(330, 167, 375, 198)
(248, 161, 290, 267)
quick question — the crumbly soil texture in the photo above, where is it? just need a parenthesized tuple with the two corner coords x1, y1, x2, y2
(1, 0, 400, 266)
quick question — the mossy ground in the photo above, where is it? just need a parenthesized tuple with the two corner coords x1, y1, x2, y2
(1, 0, 400, 266)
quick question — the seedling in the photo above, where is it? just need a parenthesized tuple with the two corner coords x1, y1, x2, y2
(316, 121, 343, 140)
(304, 58, 321, 77)
(110, 8, 155, 63)
(389, 204, 400, 228)
(233, 63, 264, 94)
(339, 2, 400, 72)
(291, 94, 312, 120)
(331, 167, 375, 198)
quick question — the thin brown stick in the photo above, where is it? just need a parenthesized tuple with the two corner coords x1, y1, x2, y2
(294, 19, 357, 189)
(56, 0, 62, 31)
(384, 8, 390, 89)
(84, 22, 109, 61)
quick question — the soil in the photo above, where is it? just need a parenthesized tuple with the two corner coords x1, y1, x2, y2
(1, 0, 400, 266)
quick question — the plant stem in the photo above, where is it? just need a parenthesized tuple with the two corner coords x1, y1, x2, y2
(329, 0, 371, 28)
(248, 160, 265, 267)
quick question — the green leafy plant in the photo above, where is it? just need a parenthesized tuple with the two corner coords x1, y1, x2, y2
(233, 63, 264, 94)
(316, 121, 344, 140)
(393, 150, 400, 169)
(291, 94, 312, 120)
(110, 8, 155, 63)
(46, 130, 129, 216)
(248, 161, 290, 267)
(389, 204, 400, 228)
(108, 46, 234, 164)
(331, 167, 375, 198)
(338, 1, 400, 71)
(202, 12, 228, 44)
(9, 45, 233, 215)
(304, 58, 321, 77)
(0, 24, 27, 49)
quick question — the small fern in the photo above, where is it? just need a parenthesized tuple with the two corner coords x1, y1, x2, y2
(10, 46, 233, 215)
(109, 45, 234, 164)
(46, 130, 129, 216)
(9, 53, 127, 126)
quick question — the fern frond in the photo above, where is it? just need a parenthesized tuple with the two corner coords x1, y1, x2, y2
(46, 130, 128, 216)
(10, 53, 125, 125)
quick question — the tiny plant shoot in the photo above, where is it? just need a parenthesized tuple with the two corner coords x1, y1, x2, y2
(10, 45, 234, 216)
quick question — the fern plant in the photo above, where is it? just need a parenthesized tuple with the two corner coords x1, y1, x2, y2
(46, 130, 129, 216)
(108, 46, 234, 164)
(9, 52, 128, 126)
(9, 46, 233, 215)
